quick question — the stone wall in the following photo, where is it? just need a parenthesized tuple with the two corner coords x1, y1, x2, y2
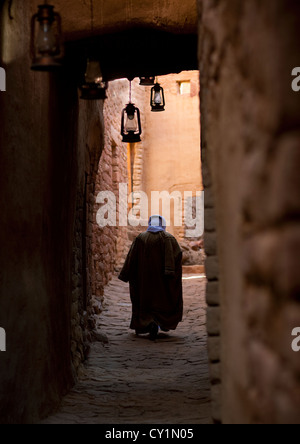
(0, 0, 107, 419)
(91, 79, 129, 303)
(0, 0, 78, 423)
(71, 100, 105, 375)
(198, 0, 300, 424)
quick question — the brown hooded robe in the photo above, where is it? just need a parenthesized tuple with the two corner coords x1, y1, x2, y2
(119, 231, 183, 333)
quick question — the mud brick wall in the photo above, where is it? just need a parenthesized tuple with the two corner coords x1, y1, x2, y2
(198, 0, 300, 424)
(92, 79, 129, 302)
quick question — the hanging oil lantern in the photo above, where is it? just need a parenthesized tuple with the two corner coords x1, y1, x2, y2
(80, 0, 108, 100)
(121, 103, 142, 143)
(121, 81, 142, 143)
(30, 2, 63, 71)
(80, 59, 108, 100)
(151, 81, 165, 112)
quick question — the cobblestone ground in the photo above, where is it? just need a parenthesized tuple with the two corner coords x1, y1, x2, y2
(43, 274, 211, 424)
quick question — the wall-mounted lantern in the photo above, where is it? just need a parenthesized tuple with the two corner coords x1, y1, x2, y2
(30, 2, 63, 71)
(80, 0, 107, 100)
(139, 76, 155, 86)
(121, 81, 142, 143)
(80, 59, 108, 100)
(151, 81, 165, 112)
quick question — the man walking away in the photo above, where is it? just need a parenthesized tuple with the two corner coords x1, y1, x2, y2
(119, 215, 183, 341)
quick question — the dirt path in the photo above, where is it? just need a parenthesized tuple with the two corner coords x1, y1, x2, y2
(43, 274, 211, 424)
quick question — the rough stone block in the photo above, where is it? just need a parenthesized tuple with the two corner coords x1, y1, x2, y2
(268, 132, 300, 222)
(211, 383, 222, 424)
(204, 232, 218, 256)
(205, 256, 219, 281)
(204, 187, 216, 209)
(208, 336, 221, 362)
(71, 341, 77, 356)
(71, 302, 79, 319)
(202, 161, 212, 188)
(243, 226, 300, 299)
(207, 307, 221, 336)
(241, 133, 300, 231)
(72, 351, 82, 371)
(274, 225, 300, 299)
(242, 231, 280, 285)
(73, 326, 84, 344)
(72, 274, 81, 289)
(248, 340, 284, 423)
(205, 208, 217, 232)
(72, 288, 82, 303)
(244, 285, 272, 330)
(209, 362, 222, 384)
(206, 281, 220, 306)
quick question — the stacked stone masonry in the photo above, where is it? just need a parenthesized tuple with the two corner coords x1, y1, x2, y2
(202, 139, 222, 423)
(71, 100, 105, 375)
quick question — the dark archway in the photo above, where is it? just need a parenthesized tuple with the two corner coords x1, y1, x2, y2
(65, 28, 198, 83)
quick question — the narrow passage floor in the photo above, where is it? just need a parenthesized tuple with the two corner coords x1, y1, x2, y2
(43, 274, 211, 424)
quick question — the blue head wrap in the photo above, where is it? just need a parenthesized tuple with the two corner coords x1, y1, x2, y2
(147, 215, 167, 234)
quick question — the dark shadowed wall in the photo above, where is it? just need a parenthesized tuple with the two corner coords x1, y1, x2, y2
(0, 1, 104, 422)
(198, 0, 300, 424)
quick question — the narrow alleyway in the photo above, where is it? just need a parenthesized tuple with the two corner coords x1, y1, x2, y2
(43, 274, 211, 424)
